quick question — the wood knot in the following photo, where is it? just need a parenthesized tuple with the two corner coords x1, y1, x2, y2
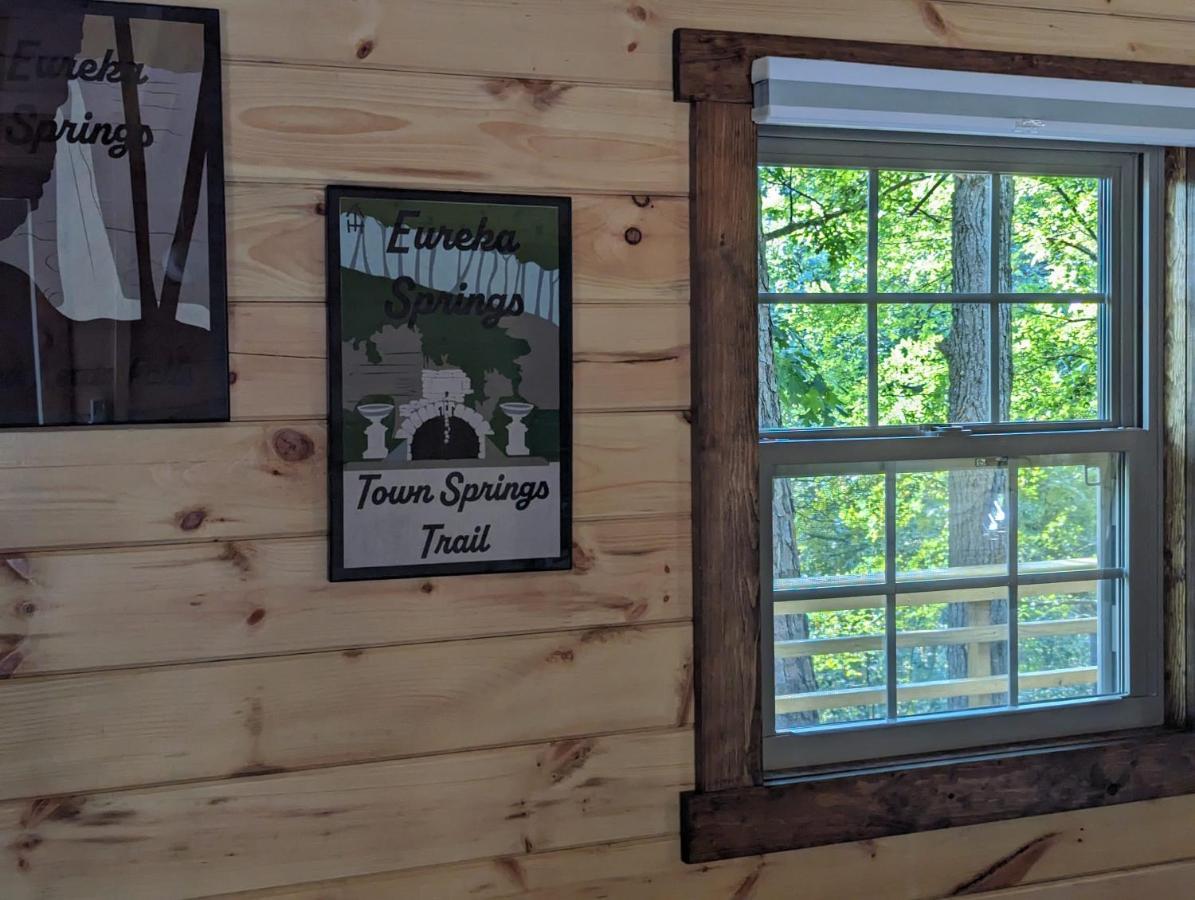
(356, 39, 374, 60)
(4, 557, 33, 583)
(15, 600, 36, 618)
(624, 226, 643, 245)
(627, 3, 648, 22)
(219, 542, 252, 575)
(545, 738, 595, 784)
(272, 428, 314, 462)
(0, 650, 25, 678)
(483, 77, 573, 111)
(920, 1, 951, 37)
(177, 508, 208, 532)
(631, 195, 651, 208)
(420, 582, 435, 594)
(571, 541, 596, 574)
(228, 370, 238, 385)
(14, 834, 42, 853)
(627, 41, 638, 53)
(22, 796, 84, 829)
(315, 200, 326, 216)
(246, 608, 266, 627)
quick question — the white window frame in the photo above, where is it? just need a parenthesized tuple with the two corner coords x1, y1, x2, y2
(759, 129, 1165, 773)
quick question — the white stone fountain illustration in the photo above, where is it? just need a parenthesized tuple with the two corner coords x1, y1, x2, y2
(500, 401, 534, 456)
(356, 403, 394, 460)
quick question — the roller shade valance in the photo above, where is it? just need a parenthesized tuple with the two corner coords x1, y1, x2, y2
(752, 56, 1195, 146)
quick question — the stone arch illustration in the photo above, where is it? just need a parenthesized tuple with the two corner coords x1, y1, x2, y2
(395, 400, 492, 461)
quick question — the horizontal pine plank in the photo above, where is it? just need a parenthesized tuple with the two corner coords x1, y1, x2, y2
(0, 623, 691, 800)
(0, 411, 688, 551)
(213, 794, 1195, 900)
(0, 517, 689, 678)
(110, 0, 1195, 89)
(0, 729, 693, 900)
(983, 858, 1195, 898)
(225, 63, 685, 193)
(226, 185, 688, 303)
(970, 1, 1195, 21)
(228, 302, 688, 419)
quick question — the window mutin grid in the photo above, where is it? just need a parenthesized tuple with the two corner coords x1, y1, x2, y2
(771, 454, 1122, 719)
(758, 135, 1131, 436)
(758, 131, 1163, 773)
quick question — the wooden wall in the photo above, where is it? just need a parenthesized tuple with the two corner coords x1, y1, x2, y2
(4, 1, 1195, 897)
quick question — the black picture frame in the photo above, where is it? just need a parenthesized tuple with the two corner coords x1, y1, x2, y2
(0, 0, 229, 428)
(325, 185, 573, 581)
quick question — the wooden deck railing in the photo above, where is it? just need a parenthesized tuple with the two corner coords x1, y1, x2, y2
(777, 617, 1097, 658)
(776, 666, 1098, 714)
(773, 558, 1104, 715)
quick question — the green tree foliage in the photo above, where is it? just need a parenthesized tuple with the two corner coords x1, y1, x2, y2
(762, 166, 1110, 727)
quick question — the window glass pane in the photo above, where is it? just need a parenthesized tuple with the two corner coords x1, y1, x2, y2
(1018, 582, 1115, 704)
(769, 449, 1129, 741)
(1008, 302, 1101, 422)
(759, 166, 869, 293)
(774, 474, 885, 589)
(896, 462, 1009, 581)
(878, 303, 992, 425)
(1011, 175, 1101, 294)
(775, 599, 887, 730)
(878, 171, 990, 294)
(762, 304, 868, 429)
(1018, 456, 1116, 571)
(896, 591, 1009, 717)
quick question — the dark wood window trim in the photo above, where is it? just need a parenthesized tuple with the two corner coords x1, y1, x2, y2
(678, 27, 1195, 864)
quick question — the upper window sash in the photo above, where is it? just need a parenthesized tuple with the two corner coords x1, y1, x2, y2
(757, 133, 1145, 435)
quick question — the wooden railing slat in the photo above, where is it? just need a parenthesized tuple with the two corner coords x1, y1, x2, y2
(775, 666, 1098, 714)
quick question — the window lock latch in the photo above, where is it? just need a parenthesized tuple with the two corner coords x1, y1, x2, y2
(919, 424, 973, 437)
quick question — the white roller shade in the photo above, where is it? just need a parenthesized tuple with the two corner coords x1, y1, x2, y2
(752, 56, 1195, 146)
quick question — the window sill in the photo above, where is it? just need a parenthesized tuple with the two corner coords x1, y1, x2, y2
(680, 728, 1195, 863)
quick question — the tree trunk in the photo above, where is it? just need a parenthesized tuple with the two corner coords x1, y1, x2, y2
(759, 238, 821, 726)
(940, 175, 1013, 709)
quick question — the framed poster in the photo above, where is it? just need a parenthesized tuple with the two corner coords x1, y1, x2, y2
(0, 0, 228, 427)
(326, 186, 572, 581)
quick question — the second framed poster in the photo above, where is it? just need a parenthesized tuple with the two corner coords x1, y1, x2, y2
(326, 187, 572, 581)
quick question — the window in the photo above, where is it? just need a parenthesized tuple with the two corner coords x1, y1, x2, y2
(758, 133, 1163, 770)
(679, 29, 1195, 865)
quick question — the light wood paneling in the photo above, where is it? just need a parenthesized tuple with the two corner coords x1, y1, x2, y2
(970, 1, 1195, 21)
(112, 0, 1195, 89)
(227, 185, 688, 302)
(228, 302, 689, 419)
(0, 729, 693, 900)
(13, 1, 1195, 898)
(225, 63, 685, 193)
(0, 411, 688, 551)
(211, 793, 1195, 900)
(0, 623, 690, 800)
(982, 859, 1195, 897)
(0, 517, 689, 678)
